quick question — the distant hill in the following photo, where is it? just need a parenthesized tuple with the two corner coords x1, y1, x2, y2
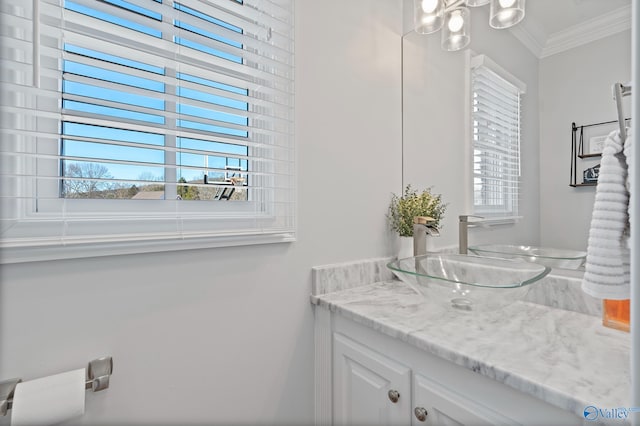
(64, 178, 247, 201)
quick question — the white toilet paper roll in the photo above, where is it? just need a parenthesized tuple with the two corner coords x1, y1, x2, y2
(11, 368, 85, 426)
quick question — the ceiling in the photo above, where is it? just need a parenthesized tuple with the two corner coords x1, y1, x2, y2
(509, 0, 631, 58)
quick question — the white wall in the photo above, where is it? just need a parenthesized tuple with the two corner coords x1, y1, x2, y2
(402, 5, 540, 249)
(0, 1, 403, 424)
(539, 30, 632, 251)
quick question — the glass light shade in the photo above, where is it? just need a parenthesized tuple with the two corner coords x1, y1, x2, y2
(466, 0, 490, 6)
(413, 0, 444, 34)
(489, 0, 525, 29)
(441, 7, 470, 52)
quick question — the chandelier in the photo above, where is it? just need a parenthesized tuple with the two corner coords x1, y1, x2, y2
(413, 0, 526, 51)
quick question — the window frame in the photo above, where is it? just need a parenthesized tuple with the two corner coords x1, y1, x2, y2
(0, 0, 295, 264)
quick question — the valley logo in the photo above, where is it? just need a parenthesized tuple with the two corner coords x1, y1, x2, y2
(584, 406, 640, 421)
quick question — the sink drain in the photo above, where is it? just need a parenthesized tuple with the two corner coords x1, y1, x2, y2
(451, 298, 473, 311)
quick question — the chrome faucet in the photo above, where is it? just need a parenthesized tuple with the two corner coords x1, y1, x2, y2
(413, 216, 440, 256)
(459, 215, 484, 254)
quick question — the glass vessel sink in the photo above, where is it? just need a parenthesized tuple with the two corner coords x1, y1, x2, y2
(387, 254, 550, 311)
(468, 244, 586, 270)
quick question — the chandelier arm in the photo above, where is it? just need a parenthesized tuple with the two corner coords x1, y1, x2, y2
(444, 0, 468, 13)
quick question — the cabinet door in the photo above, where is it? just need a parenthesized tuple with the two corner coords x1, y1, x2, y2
(412, 373, 516, 426)
(333, 333, 411, 426)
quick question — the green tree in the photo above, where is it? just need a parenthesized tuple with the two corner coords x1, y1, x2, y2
(177, 177, 200, 200)
(127, 185, 139, 198)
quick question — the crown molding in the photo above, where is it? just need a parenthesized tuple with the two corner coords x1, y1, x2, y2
(540, 5, 631, 58)
(507, 4, 631, 59)
(509, 21, 545, 58)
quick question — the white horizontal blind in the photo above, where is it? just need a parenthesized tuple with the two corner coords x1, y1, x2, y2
(470, 56, 523, 218)
(0, 0, 295, 262)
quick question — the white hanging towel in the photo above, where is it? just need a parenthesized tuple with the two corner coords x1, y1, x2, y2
(582, 129, 631, 299)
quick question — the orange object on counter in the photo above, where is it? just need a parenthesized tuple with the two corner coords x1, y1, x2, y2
(603, 299, 630, 332)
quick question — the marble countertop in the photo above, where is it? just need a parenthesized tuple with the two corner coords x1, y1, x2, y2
(311, 279, 631, 421)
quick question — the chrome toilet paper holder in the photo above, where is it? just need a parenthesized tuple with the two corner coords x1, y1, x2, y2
(87, 356, 113, 392)
(0, 356, 113, 416)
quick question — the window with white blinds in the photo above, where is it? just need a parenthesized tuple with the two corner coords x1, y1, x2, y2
(470, 54, 524, 219)
(0, 0, 295, 263)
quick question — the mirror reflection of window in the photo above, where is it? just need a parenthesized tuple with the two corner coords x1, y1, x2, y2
(470, 55, 526, 220)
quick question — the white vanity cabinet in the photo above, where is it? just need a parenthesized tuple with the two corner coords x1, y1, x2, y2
(316, 310, 582, 426)
(333, 332, 515, 426)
